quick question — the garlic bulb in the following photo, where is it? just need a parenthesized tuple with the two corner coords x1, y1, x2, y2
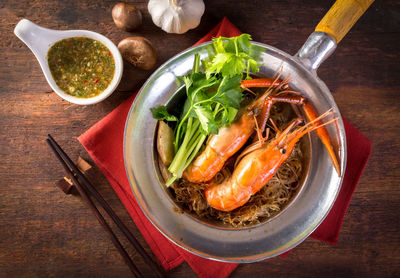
(148, 0, 205, 34)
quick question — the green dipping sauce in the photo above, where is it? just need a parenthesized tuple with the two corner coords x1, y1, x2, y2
(47, 37, 115, 98)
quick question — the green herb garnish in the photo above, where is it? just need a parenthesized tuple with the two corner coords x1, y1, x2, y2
(150, 106, 178, 122)
(205, 34, 260, 79)
(151, 34, 260, 185)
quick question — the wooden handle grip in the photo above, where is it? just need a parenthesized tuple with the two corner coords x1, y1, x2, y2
(315, 0, 374, 43)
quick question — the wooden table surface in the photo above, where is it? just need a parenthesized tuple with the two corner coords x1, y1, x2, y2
(1, 0, 399, 277)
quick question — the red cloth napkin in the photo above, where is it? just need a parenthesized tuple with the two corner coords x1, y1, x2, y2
(78, 18, 371, 278)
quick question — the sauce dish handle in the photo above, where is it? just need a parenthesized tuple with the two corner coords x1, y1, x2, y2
(14, 19, 57, 62)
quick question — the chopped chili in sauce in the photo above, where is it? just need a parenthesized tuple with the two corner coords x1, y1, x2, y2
(48, 37, 115, 98)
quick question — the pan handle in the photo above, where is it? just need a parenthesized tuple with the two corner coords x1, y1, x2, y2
(296, 0, 374, 72)
(315, 0, 374, 43)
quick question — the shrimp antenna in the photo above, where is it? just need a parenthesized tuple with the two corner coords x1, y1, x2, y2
(253, 115, 266, 146)
(281, 109, 337, 147)
(234, 116, 271, 168)
(269, 118, 280, 135)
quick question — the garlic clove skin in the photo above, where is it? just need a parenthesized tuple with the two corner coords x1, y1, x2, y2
(148, 0, 205, 34)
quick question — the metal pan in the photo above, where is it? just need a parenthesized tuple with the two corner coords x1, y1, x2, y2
(123, 0, 373, 262)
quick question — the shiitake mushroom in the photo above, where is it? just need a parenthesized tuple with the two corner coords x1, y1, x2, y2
(112, 2, 142, 31)
(118, 37, 157, 70)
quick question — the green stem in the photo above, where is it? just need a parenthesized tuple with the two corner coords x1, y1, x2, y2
(174, 106, 192, 147)
(234, 37, 239, 56)
(213, 103, 221, 117)
(166, 122, 203, 186)
(172, 117, 193, 165)
(168, 118, 201, 176)
(166, 175, 178, 186)
(183, 134, 206, 170)
(179, 131, 202, 174)
(246, 61, 250, 79)
(193, 54, 200, 73)
(174, 54, 201, 149)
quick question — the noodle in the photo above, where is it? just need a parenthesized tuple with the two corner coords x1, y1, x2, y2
(170, 142, 303, 227)
(165, 88, 307, 228)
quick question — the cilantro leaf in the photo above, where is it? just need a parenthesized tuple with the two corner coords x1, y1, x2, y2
(150, 36, 261, 185)
(214, 75, 243, 109)
(205, 33, 260, 79)
(221, 55, 246, 78)
(205, 53, 231, 79)
(208, 120, 219, 134)
(236, 34, 252, 53)
(193, 104, 214, 134)
(221, 106, 239, 126)
(150, 106, 178, 121)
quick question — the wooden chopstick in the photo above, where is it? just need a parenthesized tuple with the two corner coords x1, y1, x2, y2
(46, 135, 165, 278)
(46, 139, 142, 277)
(47, 134, 165, 277)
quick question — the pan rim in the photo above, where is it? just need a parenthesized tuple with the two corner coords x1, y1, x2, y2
(123, 41, 347, 262)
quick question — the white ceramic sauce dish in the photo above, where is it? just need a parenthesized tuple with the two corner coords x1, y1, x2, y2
(14, 19, 123, 105)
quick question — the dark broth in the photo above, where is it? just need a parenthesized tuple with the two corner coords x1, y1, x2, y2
(156, 85, 311, 228)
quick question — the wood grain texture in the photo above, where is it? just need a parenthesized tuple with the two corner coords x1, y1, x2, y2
(0, 0, 399, 277)
(315, 0, 375, 43)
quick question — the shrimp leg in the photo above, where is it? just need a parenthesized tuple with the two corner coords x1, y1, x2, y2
(183, 80, 288, 183)
(205, 109, 338, 211)
(258, 93, 340, 175)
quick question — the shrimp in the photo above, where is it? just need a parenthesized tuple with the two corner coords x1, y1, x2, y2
(182, 107, 258, 183)
(205, 110, 338, 212)
(183, 78, 340, 183)
(182, 79, 287, 183)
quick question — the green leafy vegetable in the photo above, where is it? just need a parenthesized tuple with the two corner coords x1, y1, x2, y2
(205, 34, 260, 79)
(150, 106, 178, 122)
(151, 34, 260, 186)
